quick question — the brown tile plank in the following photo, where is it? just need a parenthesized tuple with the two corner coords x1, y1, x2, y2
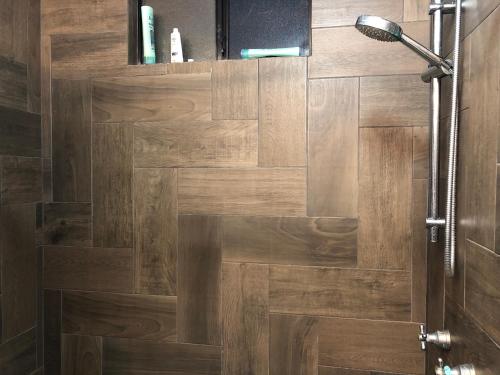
(93, 123, 133, 248)
(62, 335, 102, 375)
(412, 179, 427, 322)
(413, 127, 429, 179)
(43, 246, 134, 293)
(93, 73, 211, 123)
(42, 0, 128, 35)
(0, 56, 27, 111)
(134, 120, 258, 168)
(0, 204, 37, 341)
(212, 60, 258, 120)
(318, 317, 424, 374)
(312, 0, 403, 28)
(0, 157, 41, 204)
(40, 35, 51, 159)
(319, 368, 407, 375)
(102, 337, 222, 374)
(359, 75, 429, 127)
(42, 157, 52, 202)
(63, 291, 176, 342)
(0, 327, 37, 374)
(27, 0, 41, 114)
(259, 57, 307, 167)
(222, 263, 269, 375)
(178, 168, 306, 216)
(222, 216, 357, 267)
(465, 241, 500, 343)
(43, 203, 91, 246)
(358, 127, 412, 270)
(44, 289, 61, 375)
(270, 314, 318, 375)
(308, 77, 358, 217)
(444, 298, 500, 375)
(309, 22, 429, 78)
(178, 215, 221, 346)
(466, 8, 499, 252)
(52, 79, 91, 202)
(0, 105, 40, 157)
(134, 168, 177, 296)
(166, 61, 212, 74)
(269, 266, 411, 320)
(51, 32, 128, 80)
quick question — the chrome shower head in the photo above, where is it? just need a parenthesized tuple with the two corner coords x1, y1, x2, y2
(355, 15, 453, 79)
(355, 15, 402, 42)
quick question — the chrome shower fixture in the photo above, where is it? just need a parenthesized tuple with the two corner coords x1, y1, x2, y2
(355, 15, 453, 80)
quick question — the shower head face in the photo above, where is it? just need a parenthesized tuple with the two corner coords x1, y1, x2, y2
(355, 15, 403, 42)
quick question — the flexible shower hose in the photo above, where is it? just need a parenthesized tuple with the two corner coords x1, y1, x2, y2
(445, 0, 463, 277)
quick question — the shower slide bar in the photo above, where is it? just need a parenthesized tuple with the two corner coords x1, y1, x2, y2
(355, 0, 463, 278)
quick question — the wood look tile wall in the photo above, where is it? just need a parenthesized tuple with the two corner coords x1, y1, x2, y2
(0, 0, 41, 372)
(40, 0, 437, 373)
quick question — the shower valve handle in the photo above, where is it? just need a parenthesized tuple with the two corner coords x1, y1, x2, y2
(418, 324, 451, 350)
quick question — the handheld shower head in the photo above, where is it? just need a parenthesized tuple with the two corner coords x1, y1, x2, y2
(355, 15, 402, 42)
(355, 15, 453, 78)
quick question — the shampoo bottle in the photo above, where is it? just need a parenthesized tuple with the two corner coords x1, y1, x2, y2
(141, 6, 156, 64)
(170, 28, 184, 63)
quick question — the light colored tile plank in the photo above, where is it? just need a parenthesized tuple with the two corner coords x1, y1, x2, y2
(359, 75, 429, 127)
(358, 127, 413, 270)
(259, 57, 307, 167)
(309, 22, 429, 78)
(222, 263, 269, 375)
(404, 0, 430, 22)
(212, 60, 258, 120)
(413, 126, 429, 179)
(412, 179, 427, 322)
(308, 78, 358, 217)
(178, 168, 306, 216)
(134, 120, 258, 168)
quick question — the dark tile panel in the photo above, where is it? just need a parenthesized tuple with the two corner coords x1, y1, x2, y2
(44, 289, 61, 375)
(0, 157, 42, 204)
(62, 334, 101, 375)
(0, 56, 27, 111)
(0, 327, 37, 374)
(0, 105, 41, 157)
(43, 203, 92, 246)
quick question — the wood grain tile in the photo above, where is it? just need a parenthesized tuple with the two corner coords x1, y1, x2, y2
(62, 335, 102, 375)
(270, 314, 318, 375)
(319, 368, 407, 375)
(413, 127, 429, 179)
(222, 216, 357, 267)
(93, 123, 133, 248)
(0, 157, 41, 204)
(102, 337, 222, 375)
(412, 179, 427, 323)
(51, 32, 128, 79)
(43, 246, 134, 293)
(42, 0, 128, 35)
(404, 0, 430, 21)
(358, 127, 412, 270)
(134, 120, 258, 168)
(269, 266, 411, 320)
(0, 105, 40, 157)
(0, 327, 37, 374)
(308, 78, 358, 217)
(63, 291, 176, 342)
(312, 0, 403, 27)
(0, 204, 36, 341)
(178, 168, 306, 216)
(44, 289, 61, 375)
(134, 168, 177, 296)
(93, 73, 211, 123)
(359, 75, 429, 127)
(212, 60, 258, 120)
(259, 57, 306, 167)
(52, 79, 91, 202)
(40, 35, 52, 159)
(166, 61, 212, 74)
(27, 0, 41, 114)
(222, 263, 269, 375)
(318, 317, 424, 374)
(466, 8, 499, 252)
(465, 241, 500, 343)
(42, 157, 52, 202)
(43, 203, 91, 246)
(309, 22, 429, 78)
(178, 215, 221, 345)
(0, 56, 27, 111)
